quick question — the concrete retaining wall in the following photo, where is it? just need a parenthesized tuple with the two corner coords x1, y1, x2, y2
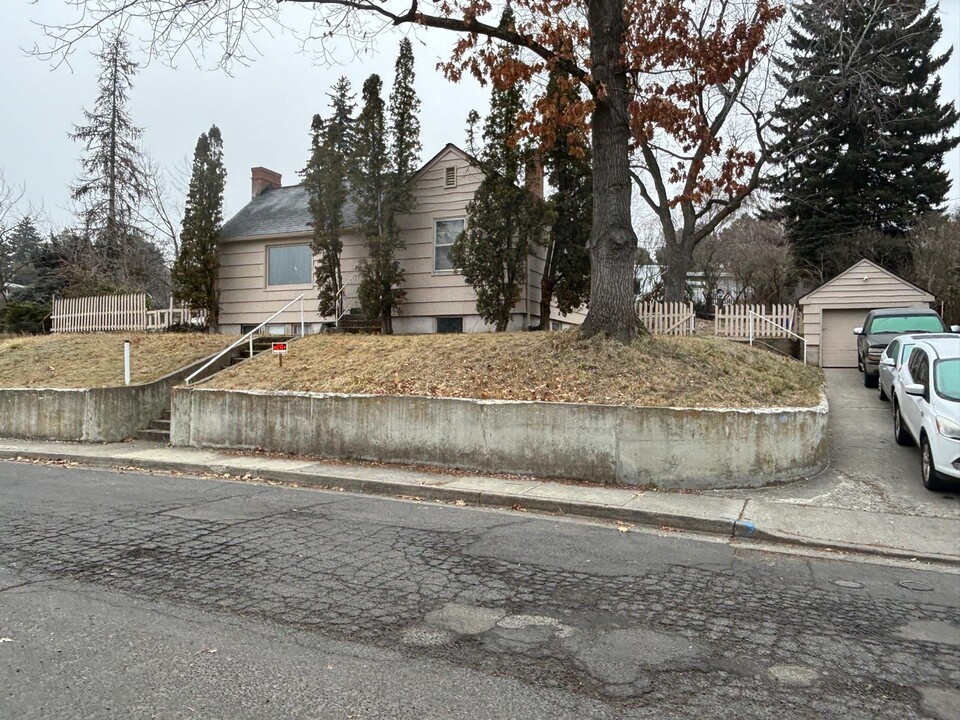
(0, 350, 233, 443)
(170, 388, 829, 489)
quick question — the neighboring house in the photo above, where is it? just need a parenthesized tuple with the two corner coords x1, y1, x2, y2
(634, 264, 739, 305)
(217, 144, 586, 335)
(798, 258, 935, 368)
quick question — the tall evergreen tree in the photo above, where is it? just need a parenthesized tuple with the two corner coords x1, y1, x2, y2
(302, 77, 354, 318)
(538, 70, 592, 329)
(70, 31, 149, 287)
(171, 125, 226, 327)
(351, 74, 396, 333)
(451, 9, 549, 332)
(1, 216, 43, 300)
(773, 0, 959, 279)
(373, 38, 422, 334)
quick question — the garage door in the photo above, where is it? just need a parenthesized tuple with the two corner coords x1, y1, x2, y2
(821, 309, 869, 367)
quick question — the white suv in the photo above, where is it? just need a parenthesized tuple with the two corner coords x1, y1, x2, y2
(877, 334, 954, 403)
(893, 336, 960, 489)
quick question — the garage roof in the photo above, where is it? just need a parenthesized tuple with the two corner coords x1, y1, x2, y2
(798, 259, 934, 306)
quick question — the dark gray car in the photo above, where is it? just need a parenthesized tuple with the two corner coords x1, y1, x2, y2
(854, 308, 956, 388)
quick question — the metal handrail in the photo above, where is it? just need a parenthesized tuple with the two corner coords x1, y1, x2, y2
(748, 310, 807, 364)
(184, 294, 305, 385)
(334, 274, 360, 324)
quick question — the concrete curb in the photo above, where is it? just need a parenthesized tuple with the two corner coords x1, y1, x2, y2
(2, 447, 957, 567)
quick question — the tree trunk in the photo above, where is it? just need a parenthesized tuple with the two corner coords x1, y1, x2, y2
(580, 0, 644, 342)
(662, 239, 692, 304)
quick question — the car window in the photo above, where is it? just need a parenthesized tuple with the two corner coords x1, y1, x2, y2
(934, 359, 960, 401)
(883, 340, 898, 361)
(868, 315, 945, 334)
(907, 348, 928, 385)
(898, 343, 915, 368)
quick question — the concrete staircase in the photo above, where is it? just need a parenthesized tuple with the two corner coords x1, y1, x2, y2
(336, 312, 381, 334)
(135, 334, 294, 444)
(136, 409, 171, 443)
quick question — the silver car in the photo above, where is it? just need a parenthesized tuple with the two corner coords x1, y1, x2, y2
(879, 333, 959, 403)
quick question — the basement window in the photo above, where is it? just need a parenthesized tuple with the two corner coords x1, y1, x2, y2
(444, 166, 457, 188)
(436, 317, 464, 334)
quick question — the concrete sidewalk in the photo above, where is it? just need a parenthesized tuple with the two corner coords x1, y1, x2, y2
(1, 438, 958, 566)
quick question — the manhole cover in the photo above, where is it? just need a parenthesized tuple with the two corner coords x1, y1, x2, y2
(899, 580, 934, 592)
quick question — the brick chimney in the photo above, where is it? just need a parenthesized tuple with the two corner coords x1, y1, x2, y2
(525, 154, 544, 199)
(251, 167, 282, 198)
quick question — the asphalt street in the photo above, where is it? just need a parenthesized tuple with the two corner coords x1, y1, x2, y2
(1, 461, 959, 719)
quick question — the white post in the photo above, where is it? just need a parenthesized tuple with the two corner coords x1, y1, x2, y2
(300, 295, 305, 337)
(249, 336, 254, 358)
(124, 340, 131, 386)
(749, 313, 754, 346)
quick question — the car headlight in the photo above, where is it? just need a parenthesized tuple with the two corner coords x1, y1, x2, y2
(936, 415, 960, 440)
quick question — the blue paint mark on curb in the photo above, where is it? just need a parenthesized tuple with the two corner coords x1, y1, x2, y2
(736, 520, 756, 537)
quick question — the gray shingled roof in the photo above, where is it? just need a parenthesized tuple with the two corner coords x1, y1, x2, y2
(220, 184, 358, 241)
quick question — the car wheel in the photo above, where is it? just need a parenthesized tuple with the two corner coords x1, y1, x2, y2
(878, 382, 889, 401)
(920, 435, 945, 491)
(893, 401, 913, 446)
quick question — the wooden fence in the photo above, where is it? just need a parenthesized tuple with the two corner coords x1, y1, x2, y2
(714, 304, 796, 340)
(52, 293, 205, 333)
(635, 301, 696, 335)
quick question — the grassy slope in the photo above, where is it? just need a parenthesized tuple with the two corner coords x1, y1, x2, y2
(206, 331, 823, 408)
(0, 333, 235, 388)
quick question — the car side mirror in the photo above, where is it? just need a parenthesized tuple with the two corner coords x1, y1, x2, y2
(880, 357, 895, 367)
(853, 327, 863, 336)
(951, 325, 960, 333)
(904, 383, 925, 397)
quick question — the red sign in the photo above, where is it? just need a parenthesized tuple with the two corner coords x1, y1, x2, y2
(272, 342, 288, 355)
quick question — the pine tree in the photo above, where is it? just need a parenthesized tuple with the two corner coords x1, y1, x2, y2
(773, 0, 959, 279)
(302, 77, 354, 318)
(351, 74, 395, 333)
(1, 216, 43, 300)
(375, 38, 422, 334)
(539, 69, 591, 328)
(450, 9, 549, 331)
(70, 31, 149, 288)
(171, 125, 226, 327)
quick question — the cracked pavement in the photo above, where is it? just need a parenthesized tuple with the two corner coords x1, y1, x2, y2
(1, 461, 959, 719)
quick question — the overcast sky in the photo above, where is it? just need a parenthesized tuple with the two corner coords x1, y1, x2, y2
(2, 1, 959, 236)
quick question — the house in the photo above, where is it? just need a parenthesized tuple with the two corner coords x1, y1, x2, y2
(634, 264, 740, 305)
(217, 144, 586, 335)
(798, 258, 935, 367)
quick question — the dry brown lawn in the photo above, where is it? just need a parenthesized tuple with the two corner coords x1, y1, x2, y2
(0, 333, 236, 388)
(206, 331, 823, 408)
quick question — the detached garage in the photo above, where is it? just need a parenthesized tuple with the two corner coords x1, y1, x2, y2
(798, 259, 934, 367)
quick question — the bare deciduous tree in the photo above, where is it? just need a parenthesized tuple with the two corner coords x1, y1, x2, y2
(910, 210, 960, 326)
(631, 0, 788, 303)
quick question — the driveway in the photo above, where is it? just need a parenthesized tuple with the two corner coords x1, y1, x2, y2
(712, 368, 960, 518)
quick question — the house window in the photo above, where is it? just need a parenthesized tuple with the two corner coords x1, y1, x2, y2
(434, 218, 464, 272)
(267, 244, 312, 286)
(444, 166, 457, 188)
(436, 317, 463, 334)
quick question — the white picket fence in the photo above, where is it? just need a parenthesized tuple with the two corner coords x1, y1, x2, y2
(635, 301, 696, 335)
(52, 293, 206, 333)
(714, 304, 796, 340)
